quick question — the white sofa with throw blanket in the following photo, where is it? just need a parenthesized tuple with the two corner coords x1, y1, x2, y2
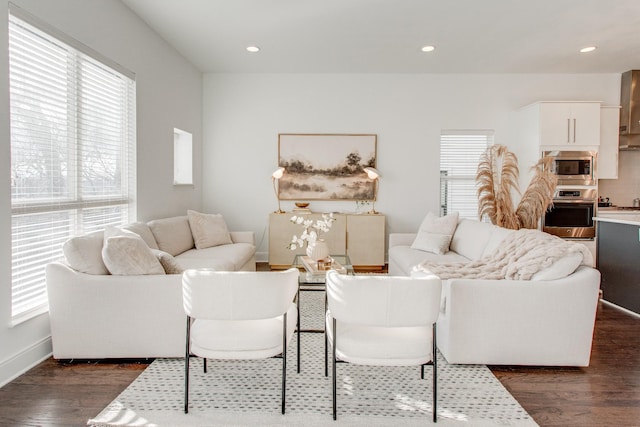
(46, 210, 256, 359)
(388, 213, 601, 367)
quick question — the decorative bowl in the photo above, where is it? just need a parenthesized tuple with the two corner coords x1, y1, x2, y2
(295, 202, 310, 208)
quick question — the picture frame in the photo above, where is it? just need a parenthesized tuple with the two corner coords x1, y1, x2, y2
(278, 133, 377, 200)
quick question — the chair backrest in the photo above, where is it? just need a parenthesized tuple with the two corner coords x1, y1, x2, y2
(182, 268, 299, 320)
(326, 271, 441, 327)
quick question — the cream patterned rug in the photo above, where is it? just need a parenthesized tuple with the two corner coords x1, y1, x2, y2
(89, 292, 537, 427)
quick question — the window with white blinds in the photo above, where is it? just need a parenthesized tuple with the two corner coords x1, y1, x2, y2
(8, 9, 136, 323)
(440, 130, 494, 219)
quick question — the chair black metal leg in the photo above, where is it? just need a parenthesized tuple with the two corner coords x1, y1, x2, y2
(296, 288, 300, 373)
(433, 323, 437, 423)
(324, 295, 328, 377)
(421, 364, 425, 379)
(282, 312, 287, 414)
(332, 317, 337, 421)
(184, 316, 191, 414)
(203, 358, 207, 373)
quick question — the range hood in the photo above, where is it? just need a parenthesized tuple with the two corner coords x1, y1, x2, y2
(619, 70, 640, 150)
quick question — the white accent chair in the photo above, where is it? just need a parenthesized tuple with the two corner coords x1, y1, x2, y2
(182, 268, 299, 414)
(325, 270, 442, 422)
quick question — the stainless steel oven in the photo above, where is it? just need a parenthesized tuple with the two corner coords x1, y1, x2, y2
(542, 150, 596, 186)
(543, 188, 596, 239)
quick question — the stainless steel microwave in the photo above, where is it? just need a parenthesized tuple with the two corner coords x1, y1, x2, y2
(542, 150, 596, 186)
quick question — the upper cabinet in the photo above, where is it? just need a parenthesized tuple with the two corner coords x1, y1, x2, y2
(598, 106, 621, 180)
(536, 102, 601, 147)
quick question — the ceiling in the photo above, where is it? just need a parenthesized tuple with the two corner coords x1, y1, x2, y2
(121, 0, 640, 74)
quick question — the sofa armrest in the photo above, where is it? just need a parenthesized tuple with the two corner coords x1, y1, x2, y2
(230, 231, 255, 245)
(46, 261, 185, 359)
(438, 266, 601, 366)
(389, 233, 416, 248)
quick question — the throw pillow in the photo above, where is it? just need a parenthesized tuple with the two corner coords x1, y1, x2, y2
(187, 210, 232, 249)
(411, 212, 460, 255)
(151, 249, 184, 274)
(102, 226, 165, 275)
(62, 230, 109, 275)
(121, 222, 159, 249)
(530, 252, 584, 281)
(147, 216, 195, 256)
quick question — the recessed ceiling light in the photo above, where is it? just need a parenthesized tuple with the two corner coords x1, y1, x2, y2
(421, 45, 436, 52)
(246, 46, 260, 53)
(580, 46, 597, 53)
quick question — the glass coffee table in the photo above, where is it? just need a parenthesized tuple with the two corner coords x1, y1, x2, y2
(292, 254, 353, 373)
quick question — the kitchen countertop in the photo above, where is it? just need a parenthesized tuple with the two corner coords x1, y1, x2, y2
(594, 213, 640, 226)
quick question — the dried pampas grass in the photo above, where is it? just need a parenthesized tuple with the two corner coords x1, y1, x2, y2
(476, 145, 557, 230)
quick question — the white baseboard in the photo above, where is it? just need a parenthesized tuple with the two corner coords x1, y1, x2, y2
(600, 299, 640, 319)
(255, 251, 268, 263)
(0, 336, 52, 388)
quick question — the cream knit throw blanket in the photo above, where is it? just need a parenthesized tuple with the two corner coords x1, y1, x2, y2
(416, 229, 591, 280)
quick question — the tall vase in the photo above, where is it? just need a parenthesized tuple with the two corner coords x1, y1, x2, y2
(306, 239, 330, 261)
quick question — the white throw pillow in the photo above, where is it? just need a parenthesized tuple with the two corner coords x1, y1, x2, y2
(121, 222, 159, 249)
(531, 252, 584, 281)
(187, 210, 232, 249)
(102, 226, 165, 275)
(63, 231, 109, 275)
(411, 212, 460, 255)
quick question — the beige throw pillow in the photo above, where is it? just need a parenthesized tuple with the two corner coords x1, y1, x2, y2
(147, 216, 194, 256)
(102, 226, 165, 275)
(187, 210, 232, 249)
(411, 212, 460, 255)
(151, 249, 184, 274)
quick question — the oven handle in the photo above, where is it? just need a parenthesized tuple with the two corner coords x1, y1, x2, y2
(551, 199, 596, 204)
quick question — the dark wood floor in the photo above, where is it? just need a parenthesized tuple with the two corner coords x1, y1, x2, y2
(1, 294, 638, 426)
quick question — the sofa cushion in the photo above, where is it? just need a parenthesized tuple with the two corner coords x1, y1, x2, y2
(187, 210, 232, 249)
(177, 243, 255, 271)
(121, 222, 159, 250)
(411, 212, 459, 255)
(450, 219, 495, 260)
(389, 245, 469, 276)
(102, 226, 165, 275)
(148, 216, 194, 256)
(62, 230, 108, 275)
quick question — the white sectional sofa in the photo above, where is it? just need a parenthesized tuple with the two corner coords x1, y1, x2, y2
(46, 213, 256, 359)
(389, 217, 601, 367)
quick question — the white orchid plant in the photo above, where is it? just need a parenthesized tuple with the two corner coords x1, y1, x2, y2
(287, 213, 336, 250)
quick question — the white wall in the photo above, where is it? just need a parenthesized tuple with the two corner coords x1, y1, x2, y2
(599, 150, 640, 206)
(0, 0, 202, 386)
(202, 73, 620, 260)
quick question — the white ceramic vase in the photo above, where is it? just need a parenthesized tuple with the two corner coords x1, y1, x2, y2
(306, 239, 330, 261)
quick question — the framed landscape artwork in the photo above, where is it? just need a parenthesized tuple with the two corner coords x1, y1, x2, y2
(278, 133, 377, 200)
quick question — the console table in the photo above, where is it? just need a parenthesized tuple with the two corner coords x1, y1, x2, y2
(268, 212, 385, 269)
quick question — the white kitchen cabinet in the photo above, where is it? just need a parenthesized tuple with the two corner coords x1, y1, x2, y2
(526, 101, 601, 147)
(268, 212, 385, 269)
(598, 106, 621, 180)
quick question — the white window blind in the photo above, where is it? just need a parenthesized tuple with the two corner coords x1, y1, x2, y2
(9, 9, 136, 323)
(440, 130, 494, 219)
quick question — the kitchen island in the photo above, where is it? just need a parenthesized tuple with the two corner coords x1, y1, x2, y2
(594, 214, 640, 315)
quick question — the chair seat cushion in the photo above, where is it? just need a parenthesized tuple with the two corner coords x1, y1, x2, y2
(190, 304, 297, 359)
(326, 311, 433, 366)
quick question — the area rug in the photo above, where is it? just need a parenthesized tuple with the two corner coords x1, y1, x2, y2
(89, 292, 537, 427)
